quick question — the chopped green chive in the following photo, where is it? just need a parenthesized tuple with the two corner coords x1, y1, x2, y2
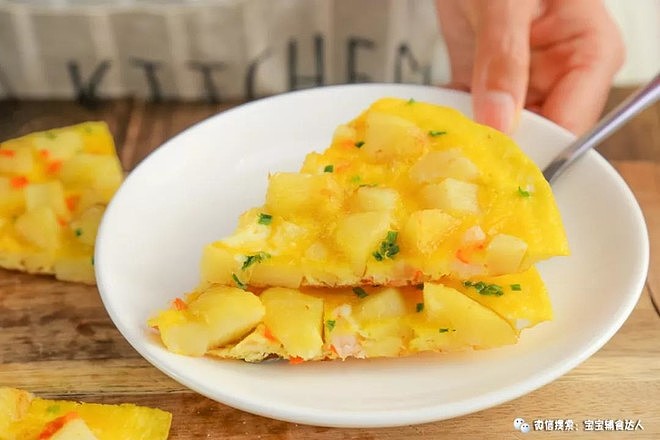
(232, 273, 247, 290)
(407, 98, 416, 104)
(373, 230, 400, 261)
(326, 319, 336, 331)
(44, 131, 56, 140)
(353, 287, 368, 299)
(90, 256, 94, 266)
(257, 213, 272, 225)
(46, 404, 60, 414)
(428, 130, 447, 137)
(354, 141, 365, 148)
(439, 328, 450, 333)
(241, 252, 271, 270)
(74, 228, 83, 237)
(359, 183, 377, 188)
(416, 302, 424, 313)
(510, 284, 522, 291)
(324, 164, 334, 173)
(414, 283, 424, 291)
(463, 280, 504, 296)
(518, 186, 531, 197)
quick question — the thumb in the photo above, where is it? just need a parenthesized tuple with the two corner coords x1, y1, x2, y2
(471, 1, 536, 133)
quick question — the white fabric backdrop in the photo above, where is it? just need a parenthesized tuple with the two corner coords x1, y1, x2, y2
(0, 0, 657, 100)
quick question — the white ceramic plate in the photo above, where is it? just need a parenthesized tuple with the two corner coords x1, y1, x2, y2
(96, 84, 649, 428)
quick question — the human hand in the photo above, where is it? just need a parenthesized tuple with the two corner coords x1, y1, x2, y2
(436, 0, 625, 135)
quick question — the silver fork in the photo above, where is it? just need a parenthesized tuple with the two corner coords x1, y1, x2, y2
(543, 72, 660, 184)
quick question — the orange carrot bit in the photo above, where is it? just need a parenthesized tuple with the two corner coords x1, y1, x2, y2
(0, 149, 15, 157)
(46, 160, 62, 174)
(38, 412, 80, 440)
(39, 149, 50, 159)
(10, 176, 28, 189)
(329, 344, 338, 356)
(288, 356, 305, 365)
(57, 216, 68, 227)
(263, 327, 278, 343)
(65, 195, 79, 212)
(172, 297, 187, 311)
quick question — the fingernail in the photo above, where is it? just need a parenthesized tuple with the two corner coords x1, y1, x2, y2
(474, 91, 516, 133)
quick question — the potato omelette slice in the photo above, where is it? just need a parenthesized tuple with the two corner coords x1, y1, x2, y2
(201, 98, 568, 288)
(149, 267, 551, 362)
(0, 122, 123, 284)
(0, 387, 171, 440)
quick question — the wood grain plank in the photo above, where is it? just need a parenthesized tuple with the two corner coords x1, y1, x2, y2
(611, 161, 660, 315)
(597, 88, 660, 161)
(122, 101, 237, 170)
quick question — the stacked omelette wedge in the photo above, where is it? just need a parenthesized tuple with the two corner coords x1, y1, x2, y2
(149, 98, 569, 362)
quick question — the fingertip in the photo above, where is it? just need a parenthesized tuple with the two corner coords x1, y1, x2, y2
(474, 90, 516, 133)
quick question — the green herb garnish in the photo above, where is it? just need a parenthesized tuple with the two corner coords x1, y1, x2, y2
(355, 141, 365, 148)
(324, 164, 334, 173)
(416, 303, 424, 313)
(414, 283, 424, 290)
(241, 252, 271, 270)
(428, 130, 447, 137)
(510, 284, 522, 291)
(517, 186, 531, 197)
(407, 98, 416, 104)
(91, 256, 94, 266)
(353, 287, 368, 299)
(326, 319, 336, 331)
(257, 213, 272, 225)
(463, 281, 504, 296)
(373, 230, 400, 261)
(232, 273, 247, 290)
(44, 131, 56, 140)
(74, 228, 83, 237)
(438, 328, 450, 333)
(46, 404, 60, 414)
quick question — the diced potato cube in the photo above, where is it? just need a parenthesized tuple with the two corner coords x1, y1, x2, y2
(423, 283, 517, 348)
(14, 207, 61, 250)
(0, 148, 34, 174)
(334, 212, 392, 274)
(260, 287, 324, 360)
(150, 310, 209, 356)
(401, 209, 459, 254)
(0, 177, 25, 216)
(40, 414, 97, 440)
(421, 178, 480, 214)
(486, 234, 528, 275)
(58, 154, 123, 192)
(200, 243, 240, 286)
(409, 149, 479, 183)
(250, 261, 303, 288)
(69, 205, 105, 246)
(360, 318, 410, 358)
(33, 131, 84, 161)
(349, 186, 400, 212)
(362, 112, 427, 162)
(188, 286, 265, 348)
(25, 182, 68, 219)
(265, 172, 343, 218)
(332, 124, 357, 144)
(356, 287, 407, 322)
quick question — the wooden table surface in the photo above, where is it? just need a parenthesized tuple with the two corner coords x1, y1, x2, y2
(1, 88, 658, 439)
